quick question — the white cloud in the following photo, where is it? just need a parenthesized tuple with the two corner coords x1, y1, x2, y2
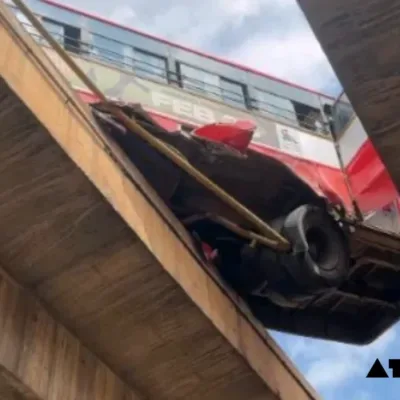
(306, 358, 361, 388)
(218, 0, 264, 17)
(216, 0, 291, 22)
(229, 28, 338, 92)
(218, 0, 292, 15)
(282, 327, 396, 390)
(110, 5, 136, 24)
(116, 3, 223, 48)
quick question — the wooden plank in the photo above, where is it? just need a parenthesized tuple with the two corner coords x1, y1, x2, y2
(0, 3, 320, 400)
(297, 0, 400, 190)
(0, 273, 142, 400)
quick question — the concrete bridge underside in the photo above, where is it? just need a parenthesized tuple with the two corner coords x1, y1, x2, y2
(0, 3, 320, 400)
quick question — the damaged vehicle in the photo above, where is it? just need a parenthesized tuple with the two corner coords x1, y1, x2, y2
(92, 101, 400, 345)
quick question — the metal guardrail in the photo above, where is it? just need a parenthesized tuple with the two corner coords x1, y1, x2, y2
(9, 3, 332, 137)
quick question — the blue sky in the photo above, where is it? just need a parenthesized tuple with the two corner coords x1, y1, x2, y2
(55, 0, 398, 398)
(271, 329, 400, 399)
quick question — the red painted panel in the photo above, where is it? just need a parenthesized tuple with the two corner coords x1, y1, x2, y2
(345, 140, 398, 213)
(193, 122, 255, 152)
(149, 114, 180, 132)
(78, 90, 98, 103)
(250, 142, 352, 209)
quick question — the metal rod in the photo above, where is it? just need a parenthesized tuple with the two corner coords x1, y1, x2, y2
(12, 0, 291, 251)
(182, 213, 280, 248)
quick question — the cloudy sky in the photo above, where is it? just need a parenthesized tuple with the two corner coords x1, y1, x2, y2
(44, 0, 398, 398)
(271, 328, 399, 400)
(54, 0, 342, 95)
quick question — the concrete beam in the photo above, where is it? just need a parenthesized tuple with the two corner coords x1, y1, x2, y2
(0, 271, 141, 400)
(0, 365, 42, 400)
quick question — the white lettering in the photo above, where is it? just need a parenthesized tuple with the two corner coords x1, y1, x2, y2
(150, 90, 262, 133)
(193, 106, 215, 124)
(151, 92, 172, 108)
(220, 115, 237, 123)
(173, 99, 193, 119)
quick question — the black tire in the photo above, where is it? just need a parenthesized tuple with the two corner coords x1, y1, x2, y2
(281, 204, 350, 291)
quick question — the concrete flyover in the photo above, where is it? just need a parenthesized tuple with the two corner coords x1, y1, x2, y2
(0, 2, 320, 400)
(298, 0, 400, 193)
